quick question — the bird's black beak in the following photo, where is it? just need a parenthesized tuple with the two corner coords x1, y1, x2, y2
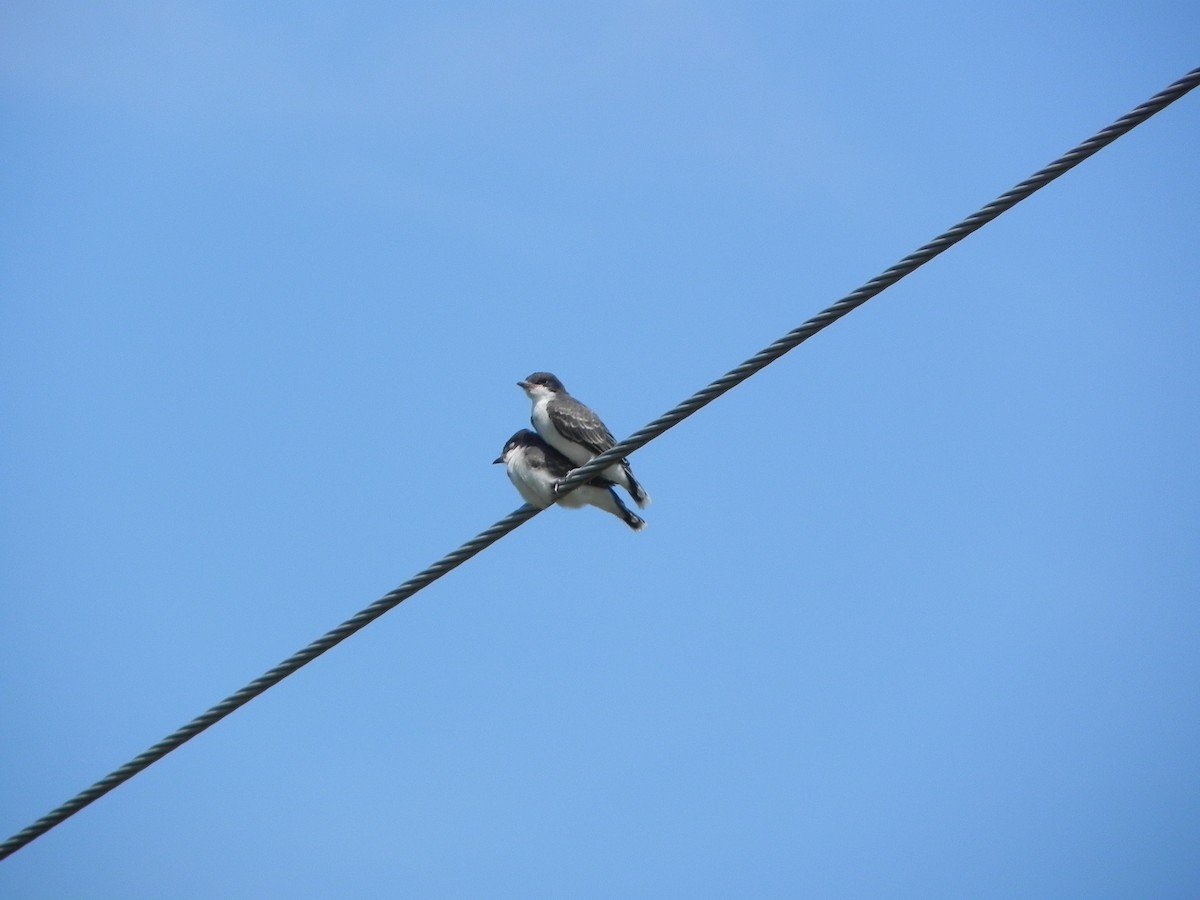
(492, 456, 504, 465)
(516, 380, 530, 390)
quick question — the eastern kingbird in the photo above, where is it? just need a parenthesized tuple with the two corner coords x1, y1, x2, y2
(517, 371, 651, 508)
(494, 429, 646, 532)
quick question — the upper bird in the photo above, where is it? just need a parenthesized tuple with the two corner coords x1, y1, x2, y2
(518, 371, 651, 508)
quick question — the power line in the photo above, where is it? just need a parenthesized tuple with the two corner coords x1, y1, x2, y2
(3, 65, 1196, 863)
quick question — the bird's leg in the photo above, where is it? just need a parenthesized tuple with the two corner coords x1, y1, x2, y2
(553, 469, 582, 494)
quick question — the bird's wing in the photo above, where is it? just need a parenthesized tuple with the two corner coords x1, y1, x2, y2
(532, 443, 575, 478)
(549, 397, 617, 455)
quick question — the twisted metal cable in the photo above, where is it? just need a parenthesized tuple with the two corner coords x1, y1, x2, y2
(2, 65, 1196, 863)
(555, 65, 1200, 493)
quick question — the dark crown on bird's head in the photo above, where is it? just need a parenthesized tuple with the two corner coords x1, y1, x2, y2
(521, 372, 565, 393)
(494, 428, 541, 463)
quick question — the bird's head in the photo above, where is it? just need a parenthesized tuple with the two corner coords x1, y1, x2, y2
(517, 371, 565, 400)
(494, 428, 540, 464)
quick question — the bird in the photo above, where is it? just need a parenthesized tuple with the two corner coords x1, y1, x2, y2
(517, 371, 651, 508)
(494, 429, 646, 532)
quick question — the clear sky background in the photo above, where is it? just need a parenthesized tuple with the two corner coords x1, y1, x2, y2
(2, 4, 1198, 898)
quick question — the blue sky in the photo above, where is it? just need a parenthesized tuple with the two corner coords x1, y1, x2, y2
(2, 3, 1198, 897)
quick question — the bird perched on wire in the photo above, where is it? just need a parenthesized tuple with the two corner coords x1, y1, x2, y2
(494, 429, 646, 532)
(517, 371, 651, 509)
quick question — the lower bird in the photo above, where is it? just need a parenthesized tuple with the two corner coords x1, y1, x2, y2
(494, 429, 646, 532)
(517, 371, 651, 508)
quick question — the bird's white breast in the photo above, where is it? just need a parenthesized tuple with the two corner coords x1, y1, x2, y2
(532, 397, 592, 465)
(505, 447, 556, 507)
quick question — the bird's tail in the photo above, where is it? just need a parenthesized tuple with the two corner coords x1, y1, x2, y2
(622, 462, 651, 509)
(620, 506, 647, 532)
(604, 487, 647, 532)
